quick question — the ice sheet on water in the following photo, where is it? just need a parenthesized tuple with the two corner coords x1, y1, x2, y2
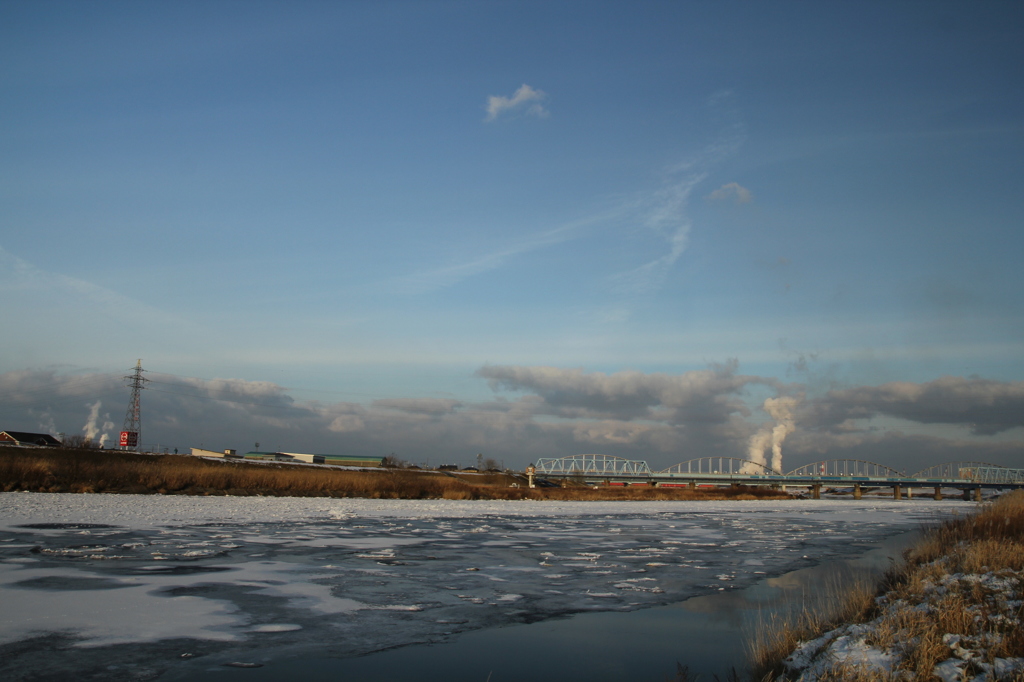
(0, 493, 961, 679)
(248, 624, 302, 633)
(0, 567, 243, 647)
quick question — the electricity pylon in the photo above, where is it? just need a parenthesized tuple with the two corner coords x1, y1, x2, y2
(120, 359, 147, 451)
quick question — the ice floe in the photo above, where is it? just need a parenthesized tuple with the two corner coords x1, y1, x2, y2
(0, 492, 964, 678)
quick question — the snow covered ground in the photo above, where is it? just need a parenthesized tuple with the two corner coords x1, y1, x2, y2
(0, 493, 968, 680)
(783, 562, 1024, 681)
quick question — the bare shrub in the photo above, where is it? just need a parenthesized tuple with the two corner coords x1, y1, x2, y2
(61, 435, 101, 449)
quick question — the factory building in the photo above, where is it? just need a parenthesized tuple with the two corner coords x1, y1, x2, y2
(190, 447, 382, 468)
(243, 451, 384, 467)
(190, 448, 243, 459)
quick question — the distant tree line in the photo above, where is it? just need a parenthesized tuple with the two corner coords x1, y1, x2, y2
(61, 435, 103, 450)
(381, 453, 502, 472)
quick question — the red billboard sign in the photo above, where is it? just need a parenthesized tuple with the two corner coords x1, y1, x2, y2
(120, 431, 138, 447)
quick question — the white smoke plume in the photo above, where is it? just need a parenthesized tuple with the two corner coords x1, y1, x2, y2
(83, 401, 102, 442)
(82, 401, 115, 447)
(747, 396, 800, 473)
(744, 426, 774, 472)
(99, 418, 115, 448)
(35, 410, 57, 437)
(765, 396, 799, 473)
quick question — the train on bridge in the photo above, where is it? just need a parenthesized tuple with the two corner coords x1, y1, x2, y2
(531, 455, 1024, 500)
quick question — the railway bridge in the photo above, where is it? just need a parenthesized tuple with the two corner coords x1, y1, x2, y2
(531, 455, 1024, 500)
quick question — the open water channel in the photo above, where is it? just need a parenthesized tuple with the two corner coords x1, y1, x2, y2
(194, 530, 920, 682)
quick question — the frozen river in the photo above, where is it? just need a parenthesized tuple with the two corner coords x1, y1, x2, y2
(0, 493, 967, 680)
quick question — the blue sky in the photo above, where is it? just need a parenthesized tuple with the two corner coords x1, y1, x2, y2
(2, 1, 1023, 471)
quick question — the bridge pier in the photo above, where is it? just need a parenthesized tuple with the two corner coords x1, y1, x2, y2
(853, 483, 862, 500)
(961, 487, 983, 502)
(811, 484, 821, 500)
(934, 486, 942, 501)
(688, 481, 696, 491)
(906, 486, 913, 499)
(893, 484, 902, 500)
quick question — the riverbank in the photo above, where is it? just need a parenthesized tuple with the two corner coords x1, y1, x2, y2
(0, 447, 790, 501)
(754, 491, 1024, 681)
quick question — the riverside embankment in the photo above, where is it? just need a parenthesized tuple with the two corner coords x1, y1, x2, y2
(756, 491, 1024, 681)
(0, 447, 789, 501)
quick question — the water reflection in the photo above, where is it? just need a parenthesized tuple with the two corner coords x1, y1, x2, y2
(178, 530, 918, 681)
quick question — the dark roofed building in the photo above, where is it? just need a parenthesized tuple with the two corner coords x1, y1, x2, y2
(0, 431, 62, 447)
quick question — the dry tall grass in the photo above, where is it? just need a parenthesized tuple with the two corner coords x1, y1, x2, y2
(0, 448, 792, 501)
(748, 566, 882, 681)
(751, 491, 1024, 681)
(0, 447, 483, 498)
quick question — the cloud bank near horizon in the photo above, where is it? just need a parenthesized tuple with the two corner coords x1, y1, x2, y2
(2, 366, 1020, 474)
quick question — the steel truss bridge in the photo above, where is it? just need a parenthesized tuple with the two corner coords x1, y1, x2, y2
(533, 455, 1024, 500)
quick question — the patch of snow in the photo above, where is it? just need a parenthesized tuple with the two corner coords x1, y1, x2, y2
(249, 624, 302, 633)
(785, 566, 1024, 680)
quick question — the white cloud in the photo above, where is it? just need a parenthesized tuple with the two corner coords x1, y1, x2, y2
(373, 398, 463, 415)
(328, 414, 366, 433)
(485, 84, 548, 121)
(805, 376, 1024, 435)
(388, 209, 620, 294)
(607, 169, 706, 294)
(476, 361, 771, 424)
(0, 246, 186, 329)
(0, 246, 209, 369)
(386, 92, 745, 298)
(1, 367, 1021, 472)
(610, 92, 747, 294)
(706, 182, 752, 204)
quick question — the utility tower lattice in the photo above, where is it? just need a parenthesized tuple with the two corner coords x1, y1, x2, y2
(120, 359, 147, 451)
